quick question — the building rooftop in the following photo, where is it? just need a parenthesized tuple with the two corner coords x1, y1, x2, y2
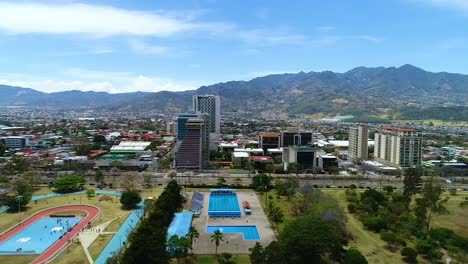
(381, 126, 417, 132)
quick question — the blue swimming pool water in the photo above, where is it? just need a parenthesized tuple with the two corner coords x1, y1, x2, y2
(0, 217, 81, 255)
(206, 226, 260, 240)
(208, 193, 241, 217)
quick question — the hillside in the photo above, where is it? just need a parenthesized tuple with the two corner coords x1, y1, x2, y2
(119, 64, 468, 120)
(1, 65, 467, 120)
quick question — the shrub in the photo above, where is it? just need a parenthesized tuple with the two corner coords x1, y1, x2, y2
(120, 191, 142, 209)
(380, 230, 406, 246)
(347, 203, 357, 213)
(401, 247, 417, 263)
(363, 215, 386, 232)
(343, 248, 368, 264)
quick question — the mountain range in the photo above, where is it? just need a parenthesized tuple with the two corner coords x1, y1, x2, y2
(1, 64, 467, 121)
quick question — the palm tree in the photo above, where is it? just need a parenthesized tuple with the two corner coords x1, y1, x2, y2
(188, 226, 200, 254)
(211, 230, 224, 255)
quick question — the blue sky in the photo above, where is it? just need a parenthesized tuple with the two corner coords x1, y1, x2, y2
(0, 0, 467, 93)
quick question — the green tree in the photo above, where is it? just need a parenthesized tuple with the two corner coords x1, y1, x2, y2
(95, 169, 104, 183)
(167, 235, 190, 264)
(249, 242, 265, 264)
(4, 180, 33, 211)
(265, 164, 275, 175)
(120, 191, 142, 209)
(287, 162, 304, 175)
(244, 160, 256, 173)
(291, 192, 305, 216)
(268, 203, 284, 232)
(280, 214, 345, 263)
(5, 194, 32, 212)
(217, 177, 226, 186)
(211, 230, 224, 255)
(74, 141, 93, 156)
(93, 134, 107, 144)
(383, 185, 394, 194)
(52, 175, 85, 193)
(86, 189, 95, 198)
(188, 226, 200, 254)
(401, 247, 418, 263)
(344, 248, 368, 264)
(218, 252, 235, 264)
(252, 173, 271, 191)
(0, 143, 5, 156)
(403, 167, 423, 208)
(416, 176, 447, 231)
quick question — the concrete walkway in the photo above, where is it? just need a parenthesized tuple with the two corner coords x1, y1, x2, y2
(78, 213, 130, 264)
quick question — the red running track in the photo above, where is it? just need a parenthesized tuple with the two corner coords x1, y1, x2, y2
(0, 205, 100, 264)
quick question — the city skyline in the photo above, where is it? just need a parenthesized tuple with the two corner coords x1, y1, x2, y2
(0, 0, 468, 93)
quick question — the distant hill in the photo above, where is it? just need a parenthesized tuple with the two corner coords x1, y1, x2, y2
(0, 85, 150, 108)
(1, 65, 467, 120)
(118, 64, 468, 120)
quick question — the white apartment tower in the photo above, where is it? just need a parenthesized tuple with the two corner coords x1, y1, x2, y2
(348, 124, 369, 163)
(374, 126, 422, 168)
(192, 95, 221, 134)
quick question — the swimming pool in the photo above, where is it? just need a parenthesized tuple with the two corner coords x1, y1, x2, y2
(0, 217, 81, 254)
(206, 226, 260, 240)
(208, 189, 241, 218)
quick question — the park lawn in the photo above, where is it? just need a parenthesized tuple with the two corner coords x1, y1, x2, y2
(89, 234, 114, 260)
(431, 192, 468, 237)
(0, 255, 36, 264)
(49, 240, 88, 264)
(321, 190, 406, 264)
(257, 190, 297, 233)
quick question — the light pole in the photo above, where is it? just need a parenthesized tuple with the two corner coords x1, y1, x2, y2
(16, 195, 23, 222)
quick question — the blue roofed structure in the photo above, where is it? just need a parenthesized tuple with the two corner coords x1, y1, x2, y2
(166, 211, 194, 239)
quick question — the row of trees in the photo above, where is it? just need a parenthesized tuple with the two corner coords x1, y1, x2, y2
(117, 180, 182, 263)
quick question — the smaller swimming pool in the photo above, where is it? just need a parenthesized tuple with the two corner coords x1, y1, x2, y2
(206, 226, 260, 240)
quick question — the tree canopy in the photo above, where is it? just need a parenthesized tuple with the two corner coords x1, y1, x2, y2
(52, 175, 85, 193)
(120, 191, 142, 209)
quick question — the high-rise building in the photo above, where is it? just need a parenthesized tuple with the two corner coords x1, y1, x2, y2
(348, 124, 369, 163)
(374, 126, 422, 168)
(176, 113, 198, 140)
(193, 95, 221, 134)
(0, 136, 29, 149)
(175, 114, 209, 170)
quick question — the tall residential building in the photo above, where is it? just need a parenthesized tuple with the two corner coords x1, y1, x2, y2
(192, 95, 221, 134)
(348, 124, 369, 163)
(175, 115, 209, 170)
(176, 113, 198, 140)
(374, 126, 422, 168)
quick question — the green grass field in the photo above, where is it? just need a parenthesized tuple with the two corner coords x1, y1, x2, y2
(257, 188, 468, 264)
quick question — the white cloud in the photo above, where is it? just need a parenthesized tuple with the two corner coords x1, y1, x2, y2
(247, 70, 300, 78)
(0, 68, 205, 93)
(128, 39, 170, 55)
(429, 0, 468, 12)
(0, 2, 211, 37)
(235, 29, 307, 46)
(317, 26, 336, 32)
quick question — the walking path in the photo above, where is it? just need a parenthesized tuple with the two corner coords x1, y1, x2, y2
(78, 213, 130, 264)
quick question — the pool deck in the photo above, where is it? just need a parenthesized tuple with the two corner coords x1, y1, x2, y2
(192, 191, 275, 254)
